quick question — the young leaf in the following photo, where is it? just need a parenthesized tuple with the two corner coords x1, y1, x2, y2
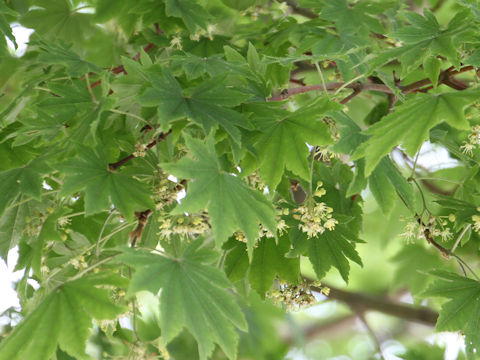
(422, 270, 480, 357)
(164, 0, 208, 32)
(249, 235, 300, 298)
(391, 244, 453, 297)
(224, 240, 249, 282)
(162, 134, 276, 254)
(0, 3, 17, 49)
(353, 91, 479, 176)
(307, 224, 363, 282)
(247, 98, 340, 189)
(58, 146, 154, 221)
(369, 9, 472, 75)
(139, 71, 251, 143)
(0, 159, 49, 217)
(0, 273, 126, 360)
(367, 157, 415, 213)
(118, 241, 248, 360)
(34, 40, 103, 77)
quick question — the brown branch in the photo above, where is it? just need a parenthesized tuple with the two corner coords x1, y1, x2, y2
(90, 24, 162, 89)
(273, 65, 476, 102)
(420, 179, 457, 196)
(340, 84, 362, 104)
(109, 129, 172, 171)
(281, 0, 318, 19)
(267, 82, 394, 101)
(312, 282, 438, 326)
(416, 215, 450, 258)
(129, 209, 153, 247)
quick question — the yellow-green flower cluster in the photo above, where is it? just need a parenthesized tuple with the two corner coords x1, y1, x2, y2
(158, 214, 210, 240)
(234, 208, 289, 244)
(471, 208, 480, 233)
(268, 280, 325, 311)
(460, 124, 480, 155)
(400, 215, 454, 243)
(133, 142, 148, 158)
(293, 182, 338, 238)
(153, 173, 181, 210)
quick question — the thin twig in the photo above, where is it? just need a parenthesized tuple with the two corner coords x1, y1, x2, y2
(274, 65, 475, 102)
(451, 224, 471, 254)
(281, 0, 318, 19)
(267, 82, 394, 101)
(357, 312, 386, 360)
(109, 129, 172, 170)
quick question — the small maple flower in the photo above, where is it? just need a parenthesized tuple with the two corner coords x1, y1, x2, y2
(57, 217, 71, 227)
(472, 214, 480, 233)
(400, 221, 417, 243)
(324, 218, 338, 231)
(268, 281, 318, 311)
(439, 228, 453, 242)
(295, 198, 338, 238)
(133, 142, 147, 157)
(460, 142, 475, 156)
(170, 36, 182, 50)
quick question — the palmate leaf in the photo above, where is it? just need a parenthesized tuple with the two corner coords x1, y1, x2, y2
(422, 270, 480, 358)
(357, 156, 415, 213)
(165, 0, 209, 32)
(58, 146, 154, 221)
(118, 240, 248, 360)
(353, 91, 479, 176)
(20, 0, 92, 43)
(318, 0, 385, 35)
(0, 159, 49, 217)
(34, 40, 103, 77)
(246, 98, 340, 189)
(391, 244, 454, 298)
(0, 273, 126, 360)
(139, 70, 251, 143)
(369, 9, 473, 75)
(162, 134, 276, 254)
(331, 111, 415, 212)
(307, 223, 363, 282)
(249, 235, 300, 298)
(0, 3, 17, 49)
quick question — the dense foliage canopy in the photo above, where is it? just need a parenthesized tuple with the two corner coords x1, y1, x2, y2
(1, 0, 480, 359)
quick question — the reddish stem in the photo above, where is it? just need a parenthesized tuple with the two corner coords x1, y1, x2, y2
(109, 130, 172, 171)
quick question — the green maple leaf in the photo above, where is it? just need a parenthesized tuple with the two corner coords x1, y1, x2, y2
(392, 244, 453, 297)
(247, 98, 340, 189)
(249, 235, 300, 298)
(319, 0, 385, 35)
(223, 239, 249, 282)
(165, 0, 208, 32)
(0, 159, 49, 217)
(307, 224, 363, 282)
(139, 71, 251, 143)
(34, 40, 103, 77)
(58, 146, 154, 221)
(118, 240, 248, 360)
(13, 108, 66, 147)
(353, 91, 479, 176)
(0, 273, 126, 360)
(0, 197, 34, 260)
(331, 112, 414, 212)
(162, 134, 276, 254)
(0, 3, 17, 49)
(370, 9, 472, 74)
(361, 157, 415, 213)
(422, 270, 480, 357)
(20, 0, 92, 43)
